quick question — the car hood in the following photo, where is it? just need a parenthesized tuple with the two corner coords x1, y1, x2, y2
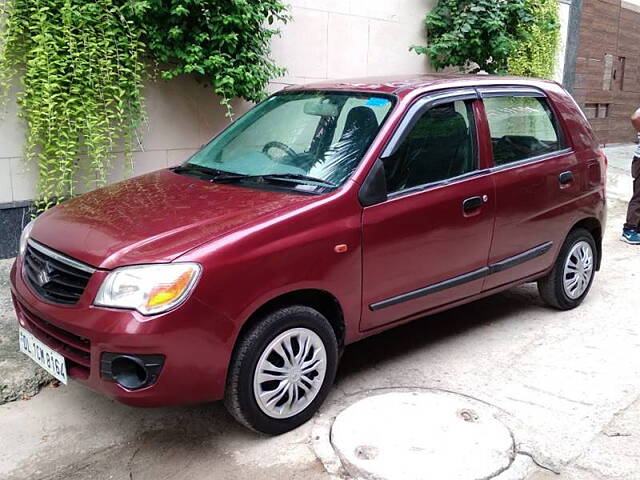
(30, 169, 319, 269)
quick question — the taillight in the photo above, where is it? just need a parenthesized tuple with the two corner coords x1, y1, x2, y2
(599, 149, 608, 167)
(596, 149, 607, 197)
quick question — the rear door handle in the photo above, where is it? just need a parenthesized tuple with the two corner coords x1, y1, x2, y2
(559, 171, 574, 185)
(463, 196, 483, 213)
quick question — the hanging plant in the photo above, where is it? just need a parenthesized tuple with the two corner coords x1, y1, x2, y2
(508, 0, 560, 78)
(0, 0, 145, 212)
(124, 0, 289, 117)
(411, 0, 534, 74)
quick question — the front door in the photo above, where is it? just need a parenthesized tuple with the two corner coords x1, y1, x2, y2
(360, 96, 495, 331)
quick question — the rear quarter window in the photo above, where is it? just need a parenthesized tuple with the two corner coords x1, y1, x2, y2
(483, 96, 564, 166)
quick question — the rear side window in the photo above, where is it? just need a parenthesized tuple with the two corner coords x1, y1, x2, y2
(384, 100, 478, 193)
(484, 96, 564, 166)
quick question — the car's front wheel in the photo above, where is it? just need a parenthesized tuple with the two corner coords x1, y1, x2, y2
(224, 305, 338, 435)
(538, 228, 597, 310)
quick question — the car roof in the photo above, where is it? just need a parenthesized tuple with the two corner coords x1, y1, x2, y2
(284, 74, 559, 98)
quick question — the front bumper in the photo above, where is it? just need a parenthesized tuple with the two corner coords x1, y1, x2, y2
(9, 258, 230, 407)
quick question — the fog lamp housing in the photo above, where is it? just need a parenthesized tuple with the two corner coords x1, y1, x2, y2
(100, 353, 165, 390)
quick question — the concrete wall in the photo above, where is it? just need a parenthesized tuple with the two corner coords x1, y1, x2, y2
(555, 1, 573, 83)
(0, 0, 434, 206)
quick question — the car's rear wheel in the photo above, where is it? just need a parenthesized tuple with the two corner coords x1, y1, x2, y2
(224, 305, 338, 435)
(538, 228, 597, 310)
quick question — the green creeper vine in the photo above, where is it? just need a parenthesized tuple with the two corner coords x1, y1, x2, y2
(125, 0, 290, 117)
(0, 0, 146, 212)
(412, 0, 560, 78)
(508, 0, 560, 78)
(412, 0, 534, 74)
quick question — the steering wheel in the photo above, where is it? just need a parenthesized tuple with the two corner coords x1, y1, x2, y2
(263, 141, 297, 163)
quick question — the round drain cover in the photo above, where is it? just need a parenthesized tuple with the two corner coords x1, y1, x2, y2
(330, 391, 514, 480)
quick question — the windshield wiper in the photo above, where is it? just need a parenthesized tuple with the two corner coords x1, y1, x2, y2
(214, 173, 337, 188)
(172, 164, 230, 178)
(263, 173, 336, 188)
(174, 165, 336, 189)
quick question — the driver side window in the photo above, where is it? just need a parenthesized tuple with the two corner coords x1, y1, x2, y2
(384, 100, 478, 194)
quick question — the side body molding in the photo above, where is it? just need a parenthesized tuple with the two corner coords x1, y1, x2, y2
(370, 242, 553, 311)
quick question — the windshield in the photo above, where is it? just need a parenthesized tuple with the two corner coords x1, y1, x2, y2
(182, 91, 395, 192)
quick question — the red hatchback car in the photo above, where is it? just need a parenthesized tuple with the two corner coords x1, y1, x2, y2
(11, 75, 606, 434)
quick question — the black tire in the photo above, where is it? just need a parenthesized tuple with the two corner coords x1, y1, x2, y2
(224, 305, 338, 435)
(538, 228, 598, 310)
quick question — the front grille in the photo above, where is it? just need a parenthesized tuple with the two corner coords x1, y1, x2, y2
(17, 301, 91, 374)
(23, 241, 94, 305)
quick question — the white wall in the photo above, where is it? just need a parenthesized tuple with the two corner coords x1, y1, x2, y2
(554, 1, 572, 83)
(270, 0, 435, 85)
(0, 0, 433, 204)
(621, 0, 640, 12)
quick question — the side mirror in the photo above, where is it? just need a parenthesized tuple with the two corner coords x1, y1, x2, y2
(358, 158, 388, 207)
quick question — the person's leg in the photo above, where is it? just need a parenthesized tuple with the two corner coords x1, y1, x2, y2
(622, 157, 640, 244)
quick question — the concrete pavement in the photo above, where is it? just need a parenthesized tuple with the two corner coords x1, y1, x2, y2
(604, 144, 635, 203)
(0, 145, 639, 479)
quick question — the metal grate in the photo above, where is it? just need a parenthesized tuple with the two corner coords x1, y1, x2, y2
(18, 300, 91, 372)
(23, 240, 94, 305)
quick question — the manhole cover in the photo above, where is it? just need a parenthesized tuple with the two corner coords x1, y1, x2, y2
(330, 391, 514, 480)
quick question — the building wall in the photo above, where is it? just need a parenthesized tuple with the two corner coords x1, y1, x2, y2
(573, 0, 640, 144)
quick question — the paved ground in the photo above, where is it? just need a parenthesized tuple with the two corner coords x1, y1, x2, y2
(605, 144, 636, 202)
(0, 145, 639, 480)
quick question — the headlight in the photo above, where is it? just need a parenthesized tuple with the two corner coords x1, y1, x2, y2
(94, 263, 201, 315)
(19, 220, 35, 257)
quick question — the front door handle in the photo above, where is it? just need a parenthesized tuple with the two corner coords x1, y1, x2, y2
(463, 196, 483, 213)
(559, 171, 574, 185)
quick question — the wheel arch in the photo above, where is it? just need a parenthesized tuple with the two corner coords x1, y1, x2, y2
(237, 289, 346, 352)
(568, 217, 603, 270)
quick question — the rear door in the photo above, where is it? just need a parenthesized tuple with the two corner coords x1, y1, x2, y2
(360, 90, 496, 331)
(479, 87, 580, 291)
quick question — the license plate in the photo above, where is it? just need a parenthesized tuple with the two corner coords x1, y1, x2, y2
(18, 327, 68, 384)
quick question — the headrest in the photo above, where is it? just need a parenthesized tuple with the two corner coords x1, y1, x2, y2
(343, 106, 379, 136)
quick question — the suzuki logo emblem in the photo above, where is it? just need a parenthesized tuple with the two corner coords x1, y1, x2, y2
(36, 263, 52, 286)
